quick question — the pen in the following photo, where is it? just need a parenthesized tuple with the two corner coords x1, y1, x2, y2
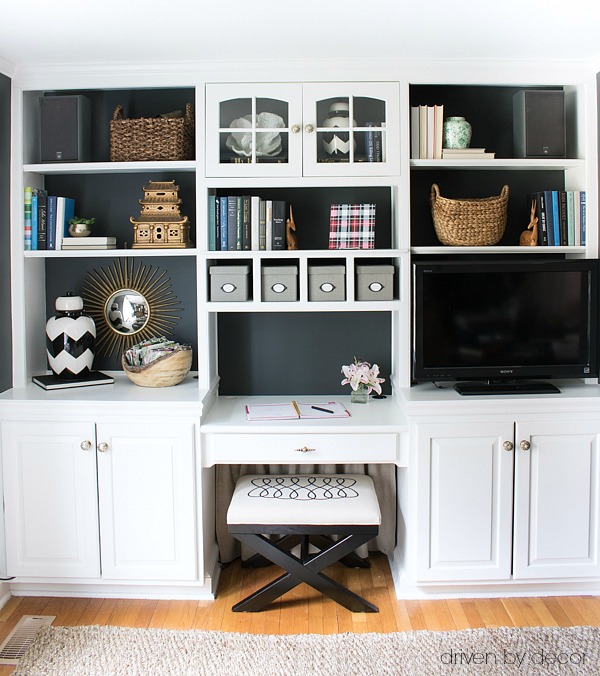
(311, 405, 334, 414)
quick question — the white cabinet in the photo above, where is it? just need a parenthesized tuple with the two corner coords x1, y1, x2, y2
(2, 419, 197, 582)
(416, 421, 514, 582)
(416, 418, 600, 583)
(205, 82, 400, 177)
(2, 421, 100, 578)
(513, 419, 600, 579)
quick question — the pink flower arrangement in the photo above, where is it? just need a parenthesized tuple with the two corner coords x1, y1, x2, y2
(341, 358, 385, 395)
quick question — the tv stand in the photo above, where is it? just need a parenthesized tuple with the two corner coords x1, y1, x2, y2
(453, 380, 561, 396)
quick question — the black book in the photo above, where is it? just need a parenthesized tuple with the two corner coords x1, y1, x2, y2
(32, 371, 114, 390)
(271, 200, 287, 250)
(37, 191, 48, 250)
(242, 195, 251, 250)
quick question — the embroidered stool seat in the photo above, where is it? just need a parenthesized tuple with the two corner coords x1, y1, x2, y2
(227, 474, 381, 613)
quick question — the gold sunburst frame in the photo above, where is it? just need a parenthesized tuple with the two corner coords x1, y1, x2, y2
(82, 258, 183, 358)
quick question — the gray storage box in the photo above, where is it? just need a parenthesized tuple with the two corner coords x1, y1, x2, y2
(209, 265, 250, 302)
(356, 264, 395, 301)
(308, 265, 346, 301)
(262, 265, 298, 302)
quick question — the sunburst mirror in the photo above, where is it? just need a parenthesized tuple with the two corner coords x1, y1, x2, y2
(82, 258, 183, 358)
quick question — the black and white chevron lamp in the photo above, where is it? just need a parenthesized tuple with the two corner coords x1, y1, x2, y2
(46, 293, 96, 378)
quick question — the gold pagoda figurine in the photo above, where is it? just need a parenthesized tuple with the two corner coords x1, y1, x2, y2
(130, 180, 193, 248)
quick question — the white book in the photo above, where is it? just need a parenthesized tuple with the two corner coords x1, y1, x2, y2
(442, 147, 488, 153)
(250, 195, 260, 251)
(433, 104, 444, 160)
(419, 105, 427, 160)
(426, 106, 435, 160)
(442, 151, 495, 159)
(62, 236, 117, 246)
(55, 197, 65, 250)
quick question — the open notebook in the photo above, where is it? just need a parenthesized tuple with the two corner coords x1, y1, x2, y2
(245, 401, 351, 421)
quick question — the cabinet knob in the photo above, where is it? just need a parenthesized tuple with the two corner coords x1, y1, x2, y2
(503, 440, 514, 452)
(519, 440, 531, 451)
(80, 440, 92, 451)
(295, 446, 316, 453)
(291, 124, 301, 134)
(304, 123, 314, 134)
(97, 442, 109, 453)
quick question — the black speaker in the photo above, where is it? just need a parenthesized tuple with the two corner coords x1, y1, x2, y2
(40, 95, 91, 162)
(513, 90, 566, 158)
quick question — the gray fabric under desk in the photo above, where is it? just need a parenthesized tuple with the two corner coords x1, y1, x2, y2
(216, 463, 397, 562)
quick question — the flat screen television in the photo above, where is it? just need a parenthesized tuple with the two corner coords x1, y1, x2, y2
(412, 258, 599, 395)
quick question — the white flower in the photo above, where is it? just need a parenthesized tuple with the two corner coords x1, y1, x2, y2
(341, 358, 385, 395)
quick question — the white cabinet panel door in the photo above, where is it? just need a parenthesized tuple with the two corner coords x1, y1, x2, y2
(513, 420, 600, 579)
(96, 422, 197, 581)
(416, 422, 514, 582)
(2, 421, 100, 578)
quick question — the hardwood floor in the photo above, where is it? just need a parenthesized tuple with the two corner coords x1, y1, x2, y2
(0, 553, 599, 674)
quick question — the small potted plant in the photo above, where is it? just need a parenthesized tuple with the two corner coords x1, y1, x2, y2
(341, 357, 385, 403)
(68, 216, 96, 237)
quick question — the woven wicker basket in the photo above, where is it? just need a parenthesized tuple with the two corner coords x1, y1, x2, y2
(110, 103, 194, 162)
(430, 183, 509, 246)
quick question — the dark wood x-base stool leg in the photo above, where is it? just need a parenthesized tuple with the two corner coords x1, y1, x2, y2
(229, 525, 379, 613)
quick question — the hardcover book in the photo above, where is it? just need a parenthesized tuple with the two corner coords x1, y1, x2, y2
(32, 371, 114, 390)
(271, 200, 286, 250)
(329, 203, 376, 250)
(37, 190, 48, 250)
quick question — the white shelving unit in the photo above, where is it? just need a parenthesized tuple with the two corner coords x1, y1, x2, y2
(1, 61, 599, 600)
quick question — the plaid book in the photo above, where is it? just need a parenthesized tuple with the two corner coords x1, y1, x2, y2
(329, 203, 376, 249)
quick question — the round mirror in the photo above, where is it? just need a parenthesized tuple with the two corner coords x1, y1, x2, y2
(83, 259, 183, 358)
(105, 289, 149, 335)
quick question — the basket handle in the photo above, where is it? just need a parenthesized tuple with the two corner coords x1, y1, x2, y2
(430, 183, 440, 205)
(184, 103, 193, 120)
(112, 105, 125, 121)
(500, 185, 509, 198)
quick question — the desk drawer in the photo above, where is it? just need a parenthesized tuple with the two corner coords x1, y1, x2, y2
(203, 433, 398, 466)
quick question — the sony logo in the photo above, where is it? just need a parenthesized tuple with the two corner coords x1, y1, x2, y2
(500, 369, 514, 374)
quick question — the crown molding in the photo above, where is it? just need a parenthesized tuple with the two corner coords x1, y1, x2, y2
(0, 55, 16, 79)
(10, 55, 599, 90)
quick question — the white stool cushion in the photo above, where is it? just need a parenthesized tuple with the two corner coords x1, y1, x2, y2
(227, 474, 381, 526)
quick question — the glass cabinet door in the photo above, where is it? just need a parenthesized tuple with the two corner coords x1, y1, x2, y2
(302, 83, 400, 176)
(206, 84, 303, 177)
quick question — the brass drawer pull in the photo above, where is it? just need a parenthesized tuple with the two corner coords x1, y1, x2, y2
(295, 446, 316, 453)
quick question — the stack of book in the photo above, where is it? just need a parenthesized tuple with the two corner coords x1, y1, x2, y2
(410, 104, 444, 159)
(24, 188, 74, 251)
(530, 190, 586, 246)
(441, 148, 495, 160)
(207, 196, 287, 251)
(61, 236, 116, 250)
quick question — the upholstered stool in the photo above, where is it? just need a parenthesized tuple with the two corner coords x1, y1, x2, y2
(227, 474, 381, 612)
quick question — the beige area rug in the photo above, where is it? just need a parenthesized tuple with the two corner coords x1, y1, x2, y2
(14, 624, 599, 675)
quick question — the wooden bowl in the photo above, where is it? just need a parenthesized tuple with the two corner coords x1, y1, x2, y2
(121, 348, 192, 387)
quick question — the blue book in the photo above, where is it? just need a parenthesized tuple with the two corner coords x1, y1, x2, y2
(207, 197, 217, 251)
(219, 196, 228, 251)
(580, 191, 586, 245)
(30, 190, 39, 251)
(46, 195, 57, 249)
(551, 190, 560, 245)
(227, 196, 237, 251)
(566, 191, 575, 246)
